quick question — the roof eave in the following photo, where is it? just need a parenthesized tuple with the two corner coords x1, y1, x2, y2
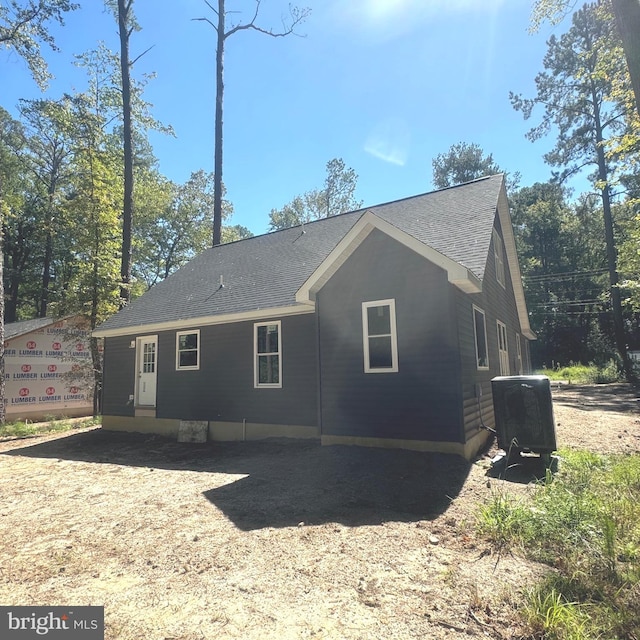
(92, 304, 315, 339)
(496, 182, 536, 341)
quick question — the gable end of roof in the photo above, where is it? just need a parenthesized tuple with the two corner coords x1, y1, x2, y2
(296, 210, 482, 303)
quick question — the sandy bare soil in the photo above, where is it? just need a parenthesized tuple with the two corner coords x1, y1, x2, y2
(0, 383, 638, 639)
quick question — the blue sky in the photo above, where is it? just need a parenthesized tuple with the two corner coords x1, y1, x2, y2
(1, 0, 572, 235)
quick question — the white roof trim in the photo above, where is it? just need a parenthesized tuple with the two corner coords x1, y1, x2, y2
(496, 184, 536, 340)
(92, 304, 315, 339)
(296, 210, 482, 303)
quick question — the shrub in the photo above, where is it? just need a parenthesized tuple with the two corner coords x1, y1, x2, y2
(537, 361, 621, 384)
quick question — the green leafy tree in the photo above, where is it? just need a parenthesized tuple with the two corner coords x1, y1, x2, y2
(134, 169, 242, 289)
(268, 157, 362, 231)
(531, 0, 640, 118)
(432, 142, 502, 189)
(431, 142, 520, 191)
(60, 95, 123, 415)
(195, 0, 310, 246)
(0, 0, 77, 423)
(511, 182, 612, 366)
(74, 41, 174, 300)
(0, 0, 78, 89)
(511, 3, 636, 378)
(222, 223, 253, 244)
(15, 97, 75, 317)
(0, 107, 32, 323)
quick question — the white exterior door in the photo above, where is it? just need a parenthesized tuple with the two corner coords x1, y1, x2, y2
(136, 336, 157, 407)
(497, 321, 509, 376)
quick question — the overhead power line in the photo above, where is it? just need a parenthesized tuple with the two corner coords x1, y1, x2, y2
(524, 268, 609, 283)
(531, 299, 606, 308)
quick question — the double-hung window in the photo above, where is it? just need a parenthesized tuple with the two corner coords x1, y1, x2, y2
(254, 321, 281, 387)
(362, 299, 398, 373)
(497, 320, 509, 376)
(473, 306, 489, 369)
(176, 330, 200, 370)
(493, 228, 506, 288)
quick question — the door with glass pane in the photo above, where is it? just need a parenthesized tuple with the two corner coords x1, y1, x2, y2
(136, 335, 158, 406)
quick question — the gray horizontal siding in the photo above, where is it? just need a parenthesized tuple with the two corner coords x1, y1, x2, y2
(101, 336, 136, 416)
(156, 314, 318, 426)
(318, 229, 463, 443)
(101, 314, 318, 427)
(456, 215, 529, 438)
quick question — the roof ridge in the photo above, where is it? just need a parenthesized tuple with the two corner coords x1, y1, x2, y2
(223, 175, 504, 246)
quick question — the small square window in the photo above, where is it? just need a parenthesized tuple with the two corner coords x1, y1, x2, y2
(176, 330, 200, 370)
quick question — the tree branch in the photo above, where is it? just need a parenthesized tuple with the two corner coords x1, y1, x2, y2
(224, 2, 310, 40)
(204, 0, 218, 17)
(192, 16, 217, 31)
(0, 5, 42, 44)
(130, 44, 155, 67)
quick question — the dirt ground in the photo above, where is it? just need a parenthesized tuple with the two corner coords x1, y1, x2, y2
(0, 383, 638, 640)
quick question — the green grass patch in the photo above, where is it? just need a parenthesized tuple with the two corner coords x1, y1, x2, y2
(0, 416, 101, 438)
(478, 450, 640, 639)
(537, 360, 621, 384)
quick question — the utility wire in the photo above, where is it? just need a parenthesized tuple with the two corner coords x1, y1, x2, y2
(524, 269, 608, 282)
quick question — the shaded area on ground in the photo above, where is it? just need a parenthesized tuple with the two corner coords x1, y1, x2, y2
(1, 429, 471, 530)
(485, 451, 560, 484)
(203, 444, 471, 530)
(552, 383, 640, 413)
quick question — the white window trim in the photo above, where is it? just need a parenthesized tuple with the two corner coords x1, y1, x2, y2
(472, 305, 490, 370)
(493, 228, 506, 288)
(362, 299, 399, 374)
(176, 329, 200, 371)
(497, 320, 509, 376)
(254, 321, 282, 388)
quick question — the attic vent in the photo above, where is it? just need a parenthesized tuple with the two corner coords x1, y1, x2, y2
(219, 275, 224, 288)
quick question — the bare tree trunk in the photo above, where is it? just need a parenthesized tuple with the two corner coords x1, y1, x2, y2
(612, 0, 640, 118)
(590, 74, 633, 380)
(213, 0, 225, 247)
(118, 0, 134, 307)
(197, 0, 309, 247)
(40, 225, 53, 317)
(39, 180, 56, 317)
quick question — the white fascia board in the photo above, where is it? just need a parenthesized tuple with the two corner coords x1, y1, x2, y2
(296, 210, 482, 303)
(496, 185, 536, 340)
(92, 304, 315, 339)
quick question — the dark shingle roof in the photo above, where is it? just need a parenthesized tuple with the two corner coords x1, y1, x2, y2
(95, 175, 504, 335)
(368, 174, 502, 277)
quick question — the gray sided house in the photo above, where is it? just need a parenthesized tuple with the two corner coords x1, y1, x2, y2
(94, 175, 535, 460)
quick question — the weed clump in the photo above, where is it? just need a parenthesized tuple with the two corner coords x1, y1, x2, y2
(478, 450, 640, 639)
